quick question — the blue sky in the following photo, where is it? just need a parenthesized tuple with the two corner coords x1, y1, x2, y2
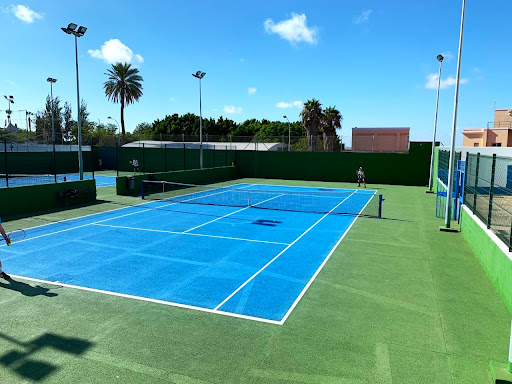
(1, 0, 511, 146)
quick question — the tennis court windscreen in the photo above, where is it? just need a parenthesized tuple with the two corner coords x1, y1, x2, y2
(141, 181, 383, 218)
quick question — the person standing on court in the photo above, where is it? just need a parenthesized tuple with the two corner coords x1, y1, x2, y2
(0, 219, 11, 279)
(132, 158, 140, 174)
(357, 166, 366, 188)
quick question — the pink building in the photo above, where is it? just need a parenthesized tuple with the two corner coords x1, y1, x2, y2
(462, 109, 512, 147)
(351, 127, 410, 152)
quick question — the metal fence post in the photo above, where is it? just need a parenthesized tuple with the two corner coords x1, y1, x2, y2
(463, 152, 468, 205)
(116, 141, 119, 177)
(473, 153, 480, 214)
(213, 144, 216, 168)
(53, 143, 57, 182)
(91, 142, 95, 180)
(142, 143, 145, 173)
(4, 140, 8, 187)
(487, 154, 496, 229)
(164, 144, 167, 172)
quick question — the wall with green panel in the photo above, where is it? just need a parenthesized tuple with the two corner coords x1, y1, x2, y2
(460, 206, 512, 312)
(0, 180, 96, 217)
(234, 142, 432, 186)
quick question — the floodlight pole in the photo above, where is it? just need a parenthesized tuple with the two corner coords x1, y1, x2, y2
(192, 71, 206, 169)
(427, 55, 444, 193)
(62, 23, 86, 180)
(283, 115, 291, 151)
(47, 78, 57, 144)
(108, 116, 120, 145)
(444, 0, 465, 229)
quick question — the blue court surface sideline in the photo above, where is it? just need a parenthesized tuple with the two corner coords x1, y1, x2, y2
(0, 173, 116, 188)
(0, 183, 376, 324)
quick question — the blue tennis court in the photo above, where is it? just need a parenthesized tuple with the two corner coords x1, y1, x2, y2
(0, 173, 116, 188)
(0, 183, 378, 324)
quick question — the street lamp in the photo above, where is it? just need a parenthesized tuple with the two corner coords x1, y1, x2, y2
(192, 71, 206, 169)
(443, 0, 465, 231)
(107, 116, 120, 144)
(47, 78, 57, 144)
(4, 95, 14, 125)
(283, 115, 291, 151)
(62, 22, 87, 180)
(427, 54, 444, 193)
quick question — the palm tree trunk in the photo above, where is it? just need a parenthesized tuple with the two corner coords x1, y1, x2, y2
(120, 99, 126, 144)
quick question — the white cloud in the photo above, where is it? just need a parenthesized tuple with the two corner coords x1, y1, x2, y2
(264, 13, 318, 45)
(11, 5, 42, 23)
(88, 39, 144, 65)
(224, 105, 243, 114)
(169, 97, 175, 102)
(441, 51, 454, 60)
(248, 87, 257, 95)
(240, 58, 245, 62)
(425, 74, 468, 89)
(276, 101, 303, 109)
(353, 9, 372, 24)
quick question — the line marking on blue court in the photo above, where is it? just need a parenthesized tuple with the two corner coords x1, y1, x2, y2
(0, 183, 252, 248)
(8, 274, 283, 325)
(2, 183, 377, 325)
(182, 193, 284, 233)
(278, 190, 377, 324)
(213, 191, 356, 311)
(92, 223, 290, 245)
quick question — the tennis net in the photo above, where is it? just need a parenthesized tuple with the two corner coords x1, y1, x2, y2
(141, 181, 383, 217)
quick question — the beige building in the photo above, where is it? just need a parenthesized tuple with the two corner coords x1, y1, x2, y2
(351, 127, 409, 152)
(462, 109, 512, 147)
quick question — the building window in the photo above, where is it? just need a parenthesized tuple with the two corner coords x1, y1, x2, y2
(474, 143, 479, 147)
(491, 143, 502, 147)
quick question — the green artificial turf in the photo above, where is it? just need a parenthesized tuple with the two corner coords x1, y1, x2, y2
(0, 179, 509, 383)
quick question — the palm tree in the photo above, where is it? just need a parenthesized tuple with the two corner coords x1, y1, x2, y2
(104, 63, 143, 143)
(300, 99, 322, 152)
(322, 106, 342, 152)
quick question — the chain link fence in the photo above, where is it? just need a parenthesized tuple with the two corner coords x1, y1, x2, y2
(464, 152, 512, 251)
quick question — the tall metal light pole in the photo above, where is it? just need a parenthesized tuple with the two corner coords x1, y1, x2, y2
(61, 23, 87, 180)
(443, 0, 465, 230)
(283, 115, 291, 151)
(192, 71, 206, 169)
(427, 55, 444, 193)
(47, 78, 57, 144)
(4, 95, 14, 126)
(108, 116, 120, 144)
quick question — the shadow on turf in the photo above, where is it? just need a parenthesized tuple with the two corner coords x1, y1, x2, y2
(0, 332, 93, 381)
(0, 278, 60, 297)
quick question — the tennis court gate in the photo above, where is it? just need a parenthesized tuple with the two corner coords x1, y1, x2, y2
(436, 150, 464, 220)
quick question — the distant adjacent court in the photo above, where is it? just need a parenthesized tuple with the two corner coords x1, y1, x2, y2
(1, 183, 378, 324)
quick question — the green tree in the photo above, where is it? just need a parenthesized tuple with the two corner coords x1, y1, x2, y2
(300, 99, 322, 152)
(104, 62, 143, 143)
(62, 102, 74, 142)
(35, 96, 63, 142)
(322, 106, 342, 152)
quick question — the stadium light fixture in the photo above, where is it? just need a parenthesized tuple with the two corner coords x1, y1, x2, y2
(192, 71, 206, 168)
(62, 22, 87, 180)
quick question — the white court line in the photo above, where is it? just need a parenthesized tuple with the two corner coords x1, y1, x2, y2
(92, 223, 290, 246)
(213, 191, 357, 311)
(8, 275, 281, 325)
(2, 183, 251, 247)
(278, 190, 377, 325)
(246, 181, 378, 193)
(182, 193, 284, 233)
